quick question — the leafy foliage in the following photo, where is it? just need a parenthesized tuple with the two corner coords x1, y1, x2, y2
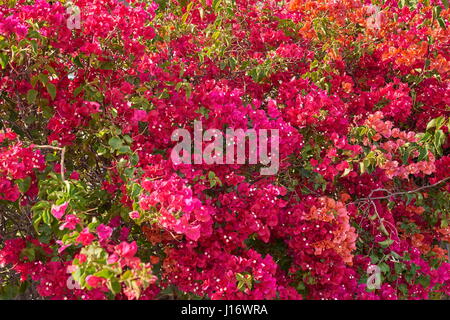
(0, 0, 449, 300)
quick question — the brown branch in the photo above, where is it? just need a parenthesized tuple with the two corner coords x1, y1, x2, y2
(33, 145, 66, 182)
(352, 177, 450, 203)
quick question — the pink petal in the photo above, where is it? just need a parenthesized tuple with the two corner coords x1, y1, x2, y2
(51, 202, 68, 219)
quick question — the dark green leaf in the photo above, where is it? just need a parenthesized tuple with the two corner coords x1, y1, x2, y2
(26, 89, 38, 104)
(46, 83, 56, 100)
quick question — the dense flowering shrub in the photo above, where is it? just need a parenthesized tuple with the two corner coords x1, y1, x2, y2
(0, 0, 449, 300)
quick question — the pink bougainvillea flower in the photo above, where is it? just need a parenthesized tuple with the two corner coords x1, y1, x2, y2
(97, 224, 113, 241)
(69, 171, 80, 180)
(86, 275, 105, 289)
(51, 202, 68, 219)
(56, 240, 71, 254)
(115, 241, 137, 258)
(108, 216, 122, 228)
(185, 225, 201, 241)
(129, 211, 140, 219)
(74, 254, 87, 264)
(59, 214, 80, 230)
(107, 253, 119, 265)
(119, 227, 130, 241)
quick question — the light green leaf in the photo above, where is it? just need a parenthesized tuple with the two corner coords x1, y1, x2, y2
(0, 53, 9, 69)
(378, 238, 394, 248)
(94, 269, 114, 279)
(108, 137, 123, 150)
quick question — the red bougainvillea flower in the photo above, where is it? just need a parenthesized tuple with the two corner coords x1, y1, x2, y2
(76, 228, 95, 246)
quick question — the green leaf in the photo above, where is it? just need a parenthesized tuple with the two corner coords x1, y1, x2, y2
(212, 0, 223, 12)
(378, 238, 394, 248)
(73, 268, 82, 284)
(42, 209, 52, 226)
(38, 73, 49, 85)
(73, 85, 84, 97)
(379, 262, 390, 274)
(0, 52, 9, 69)
(130, 153, 139, 166)
(433, 5, 442, 19)
(340, 167, 351, 177)
(117, 145, 132, 154)
(417, 146, 428, 161)
(123, 135, 133, 144)
(123, 167, 135, 178)
(181, 1, 194, 23)
(370, 254, 380, 264)
(21, 247, 36, 261)
(310, 59, 319, 70)
(109, 278, 121, 295)
(46, 83, 56, 100)
(434, 129, 446, 149)
(379, 223, 390, 236)
(359, 161, 366, 174)
(2, 284, 19, 299)
(97, 145, 107, 155)
(16, 177, 31, 193)
(387, 201, 395, 210)
(398, 283, 408, 295)
(40, 104, 53, 119)
(28, 30, 41, 39)
(120, 270, 133, 281)
(390, 251, 401, 259)
(184, 82, 192, 99)
(394, 263, 405, 274)
(108, 137, 123, 150)
(26, 89, 38, 104)
(99, 61, 114, 70)
(94, 269, 114, 279)
(419, 132, 432, 143)
(410, 263, 421, 273)
(405, 193, 415, 205)
(33, 214, 42, 234)
(73, 56, 83, 68)
(130, 183, 142, 198)
(417, 275, 430, 288)
(401, 145, 415, 164)
(441, 216, 448, 228)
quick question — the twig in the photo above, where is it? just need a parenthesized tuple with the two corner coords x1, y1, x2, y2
(352, 177, 450, 203)
(33, 145, 66, 182)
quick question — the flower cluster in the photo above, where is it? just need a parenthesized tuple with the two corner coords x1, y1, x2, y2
(0, 0, 448, 300)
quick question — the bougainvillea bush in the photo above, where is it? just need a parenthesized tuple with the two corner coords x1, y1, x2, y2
(0, 0, 449, 300)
